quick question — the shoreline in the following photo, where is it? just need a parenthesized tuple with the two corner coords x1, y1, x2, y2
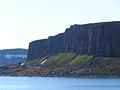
(0, 75, 120, 78)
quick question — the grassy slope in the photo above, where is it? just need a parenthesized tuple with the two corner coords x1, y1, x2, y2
(0, 52, 120, 77)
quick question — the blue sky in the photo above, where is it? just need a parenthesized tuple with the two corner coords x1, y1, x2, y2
(0, 0, 120, 49)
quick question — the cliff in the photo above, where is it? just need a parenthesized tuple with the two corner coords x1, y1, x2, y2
(27, 21, 120, 61)
(1, 21, 120, 77)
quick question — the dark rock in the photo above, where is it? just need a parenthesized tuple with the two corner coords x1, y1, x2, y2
(27, 21, 120, 61)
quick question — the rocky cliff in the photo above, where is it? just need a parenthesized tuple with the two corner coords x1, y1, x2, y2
(27, 21, 120, 61)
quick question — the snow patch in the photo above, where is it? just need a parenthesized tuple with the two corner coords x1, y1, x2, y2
(21, 63, 25, 66)
(40, 59, 47, 64)
(5, 54, 27, 59)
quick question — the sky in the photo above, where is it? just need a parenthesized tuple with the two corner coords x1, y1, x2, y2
(0, 0, 120, 49)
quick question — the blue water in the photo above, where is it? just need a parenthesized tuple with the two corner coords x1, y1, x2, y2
(0, 77, 120, 90)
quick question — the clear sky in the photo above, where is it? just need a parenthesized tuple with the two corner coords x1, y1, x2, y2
(0, 0, 120, 49)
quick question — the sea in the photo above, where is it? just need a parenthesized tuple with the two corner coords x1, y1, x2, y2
(0, 77, 120, 90)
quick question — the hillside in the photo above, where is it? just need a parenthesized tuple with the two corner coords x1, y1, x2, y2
(0, 49, 27, 66)
(0, 53, 120, 77)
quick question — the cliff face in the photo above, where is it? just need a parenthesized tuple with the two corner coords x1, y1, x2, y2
(27, 21, 120, 61)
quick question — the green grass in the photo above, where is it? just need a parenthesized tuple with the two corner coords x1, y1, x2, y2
(101, 57, 111, 61)
(43, 53, 66, 65)
(43, 52, 76, 66)
(68, 54, 94, 65)
(57, 52, 76, 65)
(27, 53, 95, 67)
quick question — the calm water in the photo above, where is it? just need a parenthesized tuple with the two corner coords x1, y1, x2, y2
(0, 77, 120, 90)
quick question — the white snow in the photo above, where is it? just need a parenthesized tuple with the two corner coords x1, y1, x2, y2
(5, 54, 27, 59)
(40, 59, 47, 64)
(21, 63, 25, 66)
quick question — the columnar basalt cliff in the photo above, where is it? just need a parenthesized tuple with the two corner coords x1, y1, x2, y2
(27, 21, 120, 61)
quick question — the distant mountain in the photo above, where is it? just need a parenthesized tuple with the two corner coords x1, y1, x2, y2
(0, 49, 27, 66)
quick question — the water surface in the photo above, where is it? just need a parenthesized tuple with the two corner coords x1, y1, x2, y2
(0, 77, 120, 90)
